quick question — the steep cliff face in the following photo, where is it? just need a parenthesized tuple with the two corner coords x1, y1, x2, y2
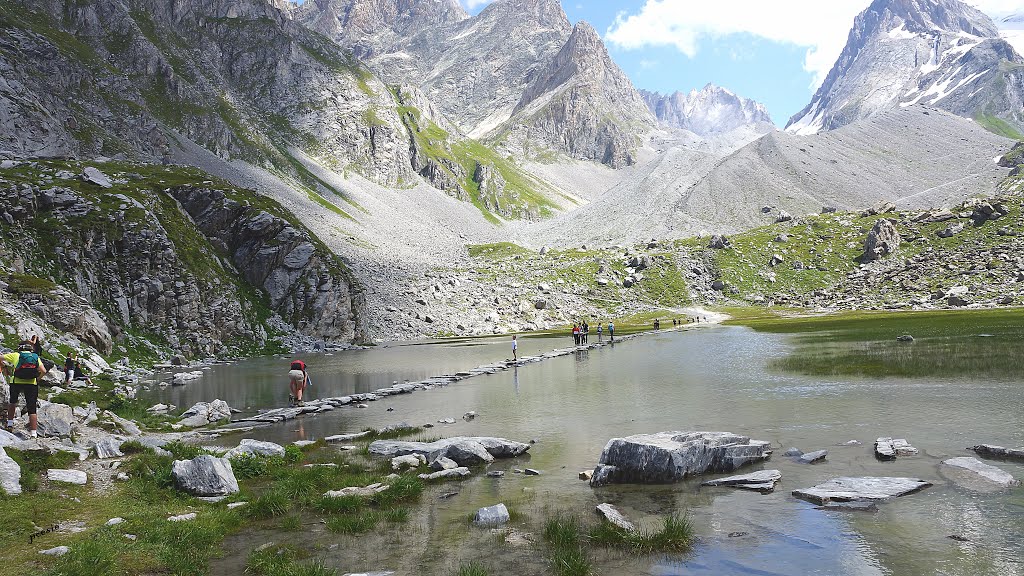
(170, 185, 359, 342)
(0, 160, 362, 357)
(787, 0, 1024, 136)
(294, 0, 468, 58)
(299, 0, 655, 167)
(0, 0, 414, 188)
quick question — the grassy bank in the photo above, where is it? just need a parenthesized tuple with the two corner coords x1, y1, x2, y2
(0, 437, 424, 576)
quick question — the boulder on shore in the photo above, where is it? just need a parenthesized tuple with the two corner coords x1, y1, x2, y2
(589, 431, 772, 487)
(225, 439, 285, 459)
(178, 400, 233, 428)
(171, 455, 239, 496)
(0, 448, 21, 495)
(792, 477, 931, 505)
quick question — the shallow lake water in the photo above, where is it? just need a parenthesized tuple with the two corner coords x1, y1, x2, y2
(151, 326, 1024, 576)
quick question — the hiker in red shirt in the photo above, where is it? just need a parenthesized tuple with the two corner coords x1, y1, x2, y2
(288, 360, 310, 407)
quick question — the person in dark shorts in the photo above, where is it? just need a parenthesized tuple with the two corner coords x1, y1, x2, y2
(2, 340, 47, 437)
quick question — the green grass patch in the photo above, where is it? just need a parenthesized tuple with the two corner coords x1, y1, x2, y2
(588, 514, 694, 553)
(247, 546, 336, 576)
(543, 515, 593, 576)
(466, 242, 532, 258)
(456, 562, 490, 576)
(975, 113, 1024, 140)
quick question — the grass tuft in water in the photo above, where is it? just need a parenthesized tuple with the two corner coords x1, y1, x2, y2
(589, 514, 694, 553)
(245, 489, 291, 520)
(246, 546, 336, 576)
(543, 515, 593, 576)
(455, 561, 489, 576)
(325, 510, 381, 534)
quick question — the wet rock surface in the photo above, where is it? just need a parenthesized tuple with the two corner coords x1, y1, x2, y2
(941, 457, 1020, 489)
(701, 469, 782, 493)
(793, 477, 932, 505)
(589, 431, 772, 486)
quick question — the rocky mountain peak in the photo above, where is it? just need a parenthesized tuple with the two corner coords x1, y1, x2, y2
(641, 84, 774, 139)
(477, 0, 570, 30)
(864, 0, 998, 37)
(786, 0, 1023, 135)
(295, 0, 468, 57)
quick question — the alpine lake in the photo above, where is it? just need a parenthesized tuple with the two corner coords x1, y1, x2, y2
(139, 308, 1024, 576)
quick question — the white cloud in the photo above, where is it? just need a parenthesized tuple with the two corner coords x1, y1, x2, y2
(463, 0, 491, 9)
(639, 59, 659, 69)
(605, 0, 1017, 89)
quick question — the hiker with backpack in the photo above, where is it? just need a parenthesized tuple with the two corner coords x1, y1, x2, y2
(2, 340, 48, 437)
(288, 359, 310, 407)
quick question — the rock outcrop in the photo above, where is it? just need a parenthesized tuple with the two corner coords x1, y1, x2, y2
(169, 185, 361, 342)
(589, 431, 773, 487)
(0, 448, 21, 495)
(863, 219, 901, 262)
(171, 455, 239, 496)
(641, 85, 775, 140)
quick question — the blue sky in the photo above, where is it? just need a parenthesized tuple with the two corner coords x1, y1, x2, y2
(462, 0, 1018, 126)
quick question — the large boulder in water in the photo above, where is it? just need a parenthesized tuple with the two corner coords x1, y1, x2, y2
(369, 437, 529, 466)
(172, 455, 239, 496)
(589, 431, 773, 487)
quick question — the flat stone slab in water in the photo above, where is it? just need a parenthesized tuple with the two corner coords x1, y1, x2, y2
(799, 450, 828, 464)
(874, 438, 918, 460)
(969, 444, 1024, 462)
(590, 431, 772, 486)
(793, 477, 931, 505)
(941, 457, 1020, 489)
(702, 469, 781, 493)
(595, 503, 636, 532)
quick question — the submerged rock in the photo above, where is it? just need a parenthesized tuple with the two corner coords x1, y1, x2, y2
(473, 503, 510, 527)
(969, 444, 1024, 462)
(792, 477, 931, 505)
(701, 469, 781, 493)
(171, 455, 239, 496)
(595, 503, 636, 532)
(940, 457, 1020, 489)
(799, 450, 828, 464)
(589, 431, 772, 487)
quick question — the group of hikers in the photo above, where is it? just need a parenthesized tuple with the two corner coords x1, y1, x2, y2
(1, 335, 91, 437)
(571, 320, 613, 345)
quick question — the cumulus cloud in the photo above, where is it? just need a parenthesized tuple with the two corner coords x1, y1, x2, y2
(463, 0, 491, 9)
(606, 0, 1015, 88)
